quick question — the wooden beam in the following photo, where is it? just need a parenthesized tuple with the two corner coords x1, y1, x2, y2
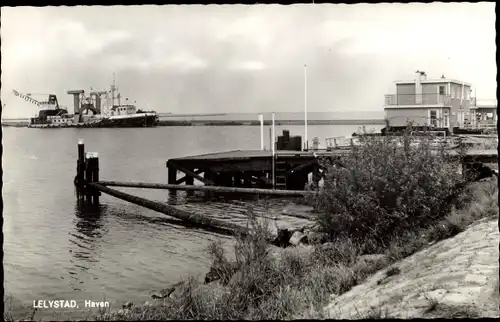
(175, 169, 204, 184)
(96, 180, 317, 197)
(89, 183, 246, 233)
(209, 160, 272, 172)
(170, 162, 214, 185)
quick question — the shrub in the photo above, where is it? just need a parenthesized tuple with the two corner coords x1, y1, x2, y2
(314, 125, 466, 253)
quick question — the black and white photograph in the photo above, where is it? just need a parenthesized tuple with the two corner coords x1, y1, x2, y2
(1, 2, 498, 320)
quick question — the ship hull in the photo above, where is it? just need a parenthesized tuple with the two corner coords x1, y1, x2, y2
(96, 114, 158, 128)
(27, 114, 159, 128)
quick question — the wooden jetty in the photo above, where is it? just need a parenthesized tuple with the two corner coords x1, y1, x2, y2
(166, 149, 347, 191)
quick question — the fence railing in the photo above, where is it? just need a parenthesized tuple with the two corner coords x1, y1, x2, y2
(464, 122, 497, 130)
(324, 135, 463, 150)
(385, 94, 452, 106)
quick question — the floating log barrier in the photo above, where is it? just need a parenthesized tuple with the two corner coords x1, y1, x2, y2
(89, 183, 249, 234)
(96, 180, 317, 197)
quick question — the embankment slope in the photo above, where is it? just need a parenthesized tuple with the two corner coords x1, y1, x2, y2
(325, 218, 499, 319)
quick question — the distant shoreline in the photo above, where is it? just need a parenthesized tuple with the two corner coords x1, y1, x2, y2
(157, 119, 385, 126)
(2, 119, 386, 128)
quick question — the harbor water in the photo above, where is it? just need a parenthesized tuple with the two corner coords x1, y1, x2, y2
(3, 124, 383, 320)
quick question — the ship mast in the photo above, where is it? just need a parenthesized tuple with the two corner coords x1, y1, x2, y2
(110, 73, 117, 107)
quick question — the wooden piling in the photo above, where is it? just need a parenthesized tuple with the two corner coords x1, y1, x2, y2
(92, 156, 100, 203)
(85, 152, 100, 204)
(76, 139, 86, 198)
(168, 166, 177, 197)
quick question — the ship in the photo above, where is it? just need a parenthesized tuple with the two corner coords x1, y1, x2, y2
(12, 76, 159, 128)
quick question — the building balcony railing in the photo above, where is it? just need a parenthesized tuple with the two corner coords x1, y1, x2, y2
(384, 94, 452, 106)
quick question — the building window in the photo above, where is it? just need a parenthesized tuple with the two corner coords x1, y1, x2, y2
(443, 112, 449, 127)
(439, 85, 446, 95)
(429, 110, 438, 127)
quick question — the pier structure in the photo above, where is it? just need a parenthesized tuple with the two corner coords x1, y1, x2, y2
(166, 129, 328, 191)
(166, 149, 332, 191)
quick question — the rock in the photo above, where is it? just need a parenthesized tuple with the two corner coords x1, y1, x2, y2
(149, 291, 163, 300)
(271, 228, 293, 248)
(149, 281, 185, 299)
(289, 231, 308, 246)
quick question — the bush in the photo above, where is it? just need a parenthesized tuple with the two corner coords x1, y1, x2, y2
(314, 125, 466, 253)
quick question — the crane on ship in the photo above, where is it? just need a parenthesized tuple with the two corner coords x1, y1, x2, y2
(12, 89, 42, 107)
(12, 89, 67, 116)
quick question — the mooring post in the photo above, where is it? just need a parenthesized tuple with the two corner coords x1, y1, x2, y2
(93, 155, 100, 204)
(76, 139, 86, 198)
(85, 152, 99, 204)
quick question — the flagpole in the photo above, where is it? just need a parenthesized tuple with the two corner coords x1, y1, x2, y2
(460, 80, 465, 127)
(272, 112, 276, 189)
(304, 64, 308, 151)
(259, 114, 264, 150)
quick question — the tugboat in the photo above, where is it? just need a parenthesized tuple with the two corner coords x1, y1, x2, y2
(12, 75, 159, 128)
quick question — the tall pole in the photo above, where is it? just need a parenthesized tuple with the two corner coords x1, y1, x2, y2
(460, 80, 465, 127)
(272, 112, 275, 189)
(304, 64, 308, 151)
(259, 114, 264, 150)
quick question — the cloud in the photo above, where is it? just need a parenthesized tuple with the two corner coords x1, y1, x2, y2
(1, 3, 496, 118)
(229, 61, 266, 71)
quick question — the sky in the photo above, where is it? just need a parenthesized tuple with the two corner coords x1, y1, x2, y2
(1, 3, 496, 118)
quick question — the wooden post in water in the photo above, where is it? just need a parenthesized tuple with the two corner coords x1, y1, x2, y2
(92, 155, 100, 204)
(76, 139, 86, 198)
(85, 152, 100, 204)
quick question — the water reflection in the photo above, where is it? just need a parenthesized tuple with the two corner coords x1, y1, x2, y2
(67, 201, 108, 290)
